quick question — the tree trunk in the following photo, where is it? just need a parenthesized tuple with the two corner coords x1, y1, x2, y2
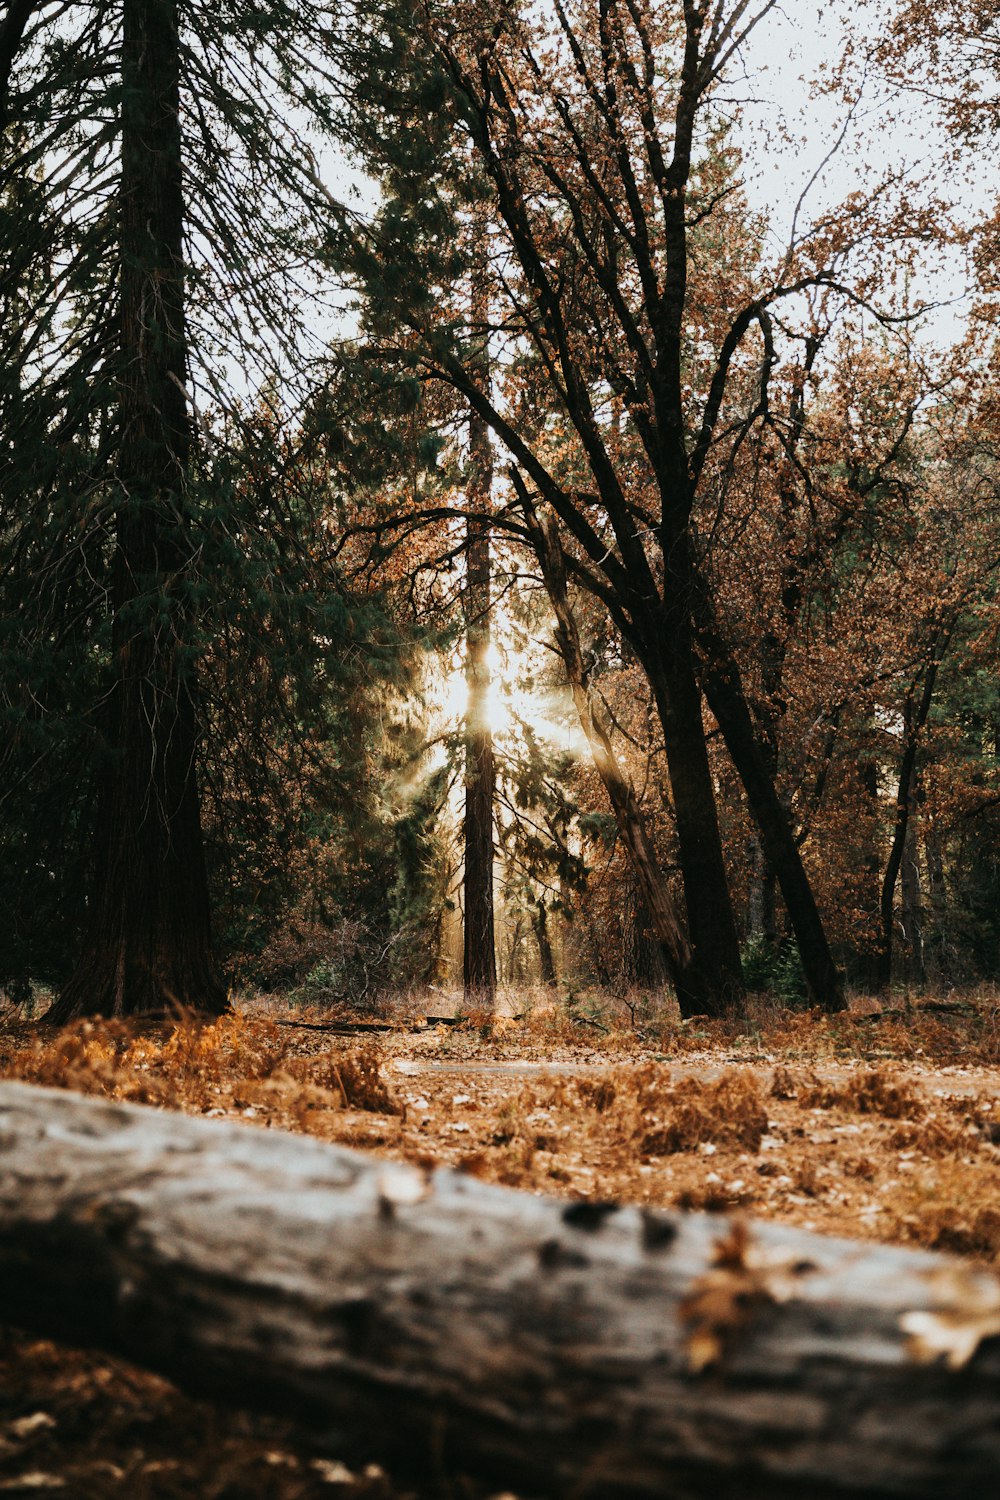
(2, 1082, 1000, 1500)
(924, 822, 948, 982)
(462, 443, 496, 1006)
(646, 632, 746, 1016)
(629, 883, 669, 989)
(877, 664, 939, 995)
(0, 0, 34, 128)
(748, 835, 778, 945)
(855, 754, 885, 990)
(687, 572, 841, 1010)
(533, 899, 557, 985)
(526, 506, 709, 1016)
(48, 0, 224, 1022)
(901, 809, 926, 990)
(462, 243, 497, 1007)
(699, 652, 845, 1013)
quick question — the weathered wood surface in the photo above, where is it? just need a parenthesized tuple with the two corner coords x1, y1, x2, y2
(1, 1081, 999, 1499)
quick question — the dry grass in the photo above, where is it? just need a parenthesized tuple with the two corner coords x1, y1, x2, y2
(792, 1066, 926, 1119)
(550, 1064, 769, 1155)
(0, 1014, 399, 1130)
(3, 1003, 1000, 1264)
(401, 984, 1000, 1071)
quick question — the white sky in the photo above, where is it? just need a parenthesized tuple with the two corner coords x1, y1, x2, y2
(732, 0, 989, 350)
(288, 0, 992, 400)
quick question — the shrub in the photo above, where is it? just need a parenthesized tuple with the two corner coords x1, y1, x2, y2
(741, 935, 808, 1007)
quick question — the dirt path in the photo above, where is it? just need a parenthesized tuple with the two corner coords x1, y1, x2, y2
(389, 1053, 1000, 1096)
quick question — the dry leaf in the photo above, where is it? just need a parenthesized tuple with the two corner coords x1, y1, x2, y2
(376, 1164, 432, 1212)
(901, 1268, 1000, 1369)
(6, 1415, 55, 1442)
(680, 1219, 819, 1371)
(310, 1459, 356, 1484)
(0, 1477, 66, 1492)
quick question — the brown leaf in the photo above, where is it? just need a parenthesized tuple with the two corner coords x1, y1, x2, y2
(901, 1268, 1000, 1369)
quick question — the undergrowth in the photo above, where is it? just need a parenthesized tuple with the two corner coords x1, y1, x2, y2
(0, 1014, 400, 1124)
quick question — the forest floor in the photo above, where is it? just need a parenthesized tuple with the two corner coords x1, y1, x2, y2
(2, 987, 1000, 1497)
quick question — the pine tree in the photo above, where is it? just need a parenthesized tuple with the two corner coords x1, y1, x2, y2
(0, 0, 369, 1016)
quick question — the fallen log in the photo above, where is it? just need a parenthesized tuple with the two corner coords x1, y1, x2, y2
(1, 1081, 999, 1499)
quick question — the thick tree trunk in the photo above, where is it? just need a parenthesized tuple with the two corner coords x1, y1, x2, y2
(527, 508, 708, 1015)
(49, 0, 224, 1022)
(646, 633, 746, 1016)
(462, 446, 496, 1005)
(462, 241, 496, 1007)
(699, 653, 845, 1013)
(2, 1083, 1000, 1500)
(462, 507, 496, 1005)
(629, 884, 669, 989)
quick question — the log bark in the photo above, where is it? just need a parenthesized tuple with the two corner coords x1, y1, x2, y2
(2, 1083, 1000, 1498)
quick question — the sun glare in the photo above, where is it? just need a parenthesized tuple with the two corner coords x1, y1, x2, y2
(436, 648, 513, 736)
(434, 617, 580, 747)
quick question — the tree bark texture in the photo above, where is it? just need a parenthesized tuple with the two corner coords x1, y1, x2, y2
(627, 883, 670, 990)
(748, 835, 778, 946)
(2, 1082, 1000, 1500)
(50, 0, 224, 1021)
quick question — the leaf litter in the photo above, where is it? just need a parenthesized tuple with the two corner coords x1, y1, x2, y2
(4, 995, 1000, 1493)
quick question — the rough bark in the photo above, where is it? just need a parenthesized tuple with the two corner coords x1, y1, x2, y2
(628, 884, 670, 990)
(49, 0, 224, 1021)
(748, 835, 778, 945)
(2, 1082, 1000, 1500)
